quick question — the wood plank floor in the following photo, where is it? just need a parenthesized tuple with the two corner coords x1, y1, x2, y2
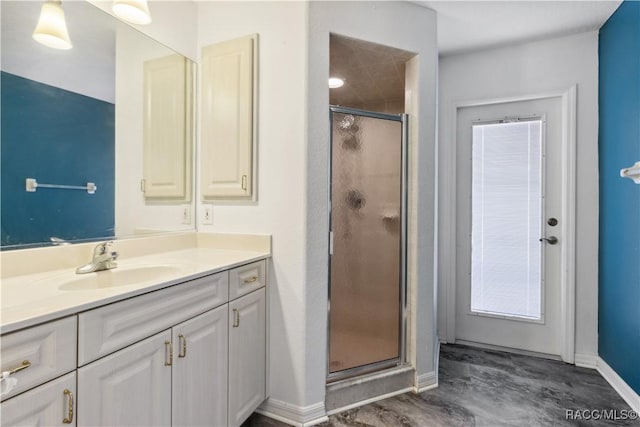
(243, 344, 639, 426)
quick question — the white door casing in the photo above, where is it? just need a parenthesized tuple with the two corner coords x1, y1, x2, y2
(443, 88, 576, 362)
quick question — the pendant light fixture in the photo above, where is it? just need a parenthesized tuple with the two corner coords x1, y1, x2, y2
(32, 0, 72, 50)
(112, 0, 152, 25)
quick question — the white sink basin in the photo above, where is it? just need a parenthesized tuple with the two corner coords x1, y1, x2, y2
(59, 266, 182, 291)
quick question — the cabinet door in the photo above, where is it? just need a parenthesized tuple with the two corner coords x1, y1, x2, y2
(200, 35, 257, 200)
(1, 372, 76, 426)
(172, 305, 228, 427)
(143, 54, 192, 200)
(78, 331, 171, 427)
(228, 288, 266, 426)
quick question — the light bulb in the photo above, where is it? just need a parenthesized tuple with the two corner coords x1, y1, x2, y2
(329, 77, 345, 89)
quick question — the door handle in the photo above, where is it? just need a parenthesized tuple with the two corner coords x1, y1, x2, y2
(178, 334, 187, 358)
(540, 236, 558, 245)
(164, 340, 173, 366)
(232, 308, 240, 328)
(63, 389, 73, 424)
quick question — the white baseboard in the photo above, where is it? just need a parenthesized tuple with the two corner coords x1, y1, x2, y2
(414, 371, 438, 393)
(326, 386, 414, 416)
(597, 357, 640, 413)
(414, 339, 440, 393)
(574, 353, 598, 369)
(257, 399, 328, 427)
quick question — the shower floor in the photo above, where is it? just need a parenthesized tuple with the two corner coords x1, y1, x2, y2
(329, 329, 399, 376)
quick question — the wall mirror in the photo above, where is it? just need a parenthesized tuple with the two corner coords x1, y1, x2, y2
(1, 1, 195, 250)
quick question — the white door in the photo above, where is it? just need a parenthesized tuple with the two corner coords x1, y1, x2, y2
(455, 97, 564, 357)
(1, 372, 76, 426)
(172, 305, 228, 427)
(228, 288, 266, 427)
(78, 330, 172, 426)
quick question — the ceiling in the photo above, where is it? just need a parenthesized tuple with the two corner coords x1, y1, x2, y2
(414, 1, 622, 56)
(330, 2, 621, 113)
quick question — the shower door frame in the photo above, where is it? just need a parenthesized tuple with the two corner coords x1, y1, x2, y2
(326, 105, 408, 383)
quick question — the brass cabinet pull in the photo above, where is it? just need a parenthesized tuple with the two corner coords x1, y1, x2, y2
(243, 276, 259, 284)
(8, 360, 31, 375)
(241, 175, 247, 191)
(178, 334, 187, 358)
(63, 389, 73, 424)
(164, 340, 173, 366)
(232, 308, 240, 328)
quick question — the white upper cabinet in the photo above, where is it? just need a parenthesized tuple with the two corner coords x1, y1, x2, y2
(143, 54, 192, 200)
(200, 35, 257, 200)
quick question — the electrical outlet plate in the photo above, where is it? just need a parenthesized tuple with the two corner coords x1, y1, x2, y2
(181, 206, 191, 225)
(203, 205, 213, 225)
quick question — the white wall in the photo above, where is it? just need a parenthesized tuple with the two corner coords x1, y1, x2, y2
(196, 1, 439, 422)
(307, 0, 439, 405)
(437, 31, 599, 359)
(195, 0, 311, 414)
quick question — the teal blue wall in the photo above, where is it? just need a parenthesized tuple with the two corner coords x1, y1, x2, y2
(1, 72, 115, 246)
(598, 1, 640, 394)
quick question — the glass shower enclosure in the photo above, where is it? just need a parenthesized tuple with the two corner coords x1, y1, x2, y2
(328, 106, 407, 382)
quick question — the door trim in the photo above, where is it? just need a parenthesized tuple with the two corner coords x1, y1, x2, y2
(442, 86, 577, 363)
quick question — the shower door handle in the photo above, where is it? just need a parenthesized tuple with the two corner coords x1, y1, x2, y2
(329, 231, 334, 255)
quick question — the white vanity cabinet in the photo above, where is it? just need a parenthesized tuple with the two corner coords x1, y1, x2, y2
(0, 258, 268, 427)
(78, 306, 231, 427)
(228, 288, 266, 427)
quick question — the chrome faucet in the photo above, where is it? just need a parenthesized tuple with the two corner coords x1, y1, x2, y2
(76, 241, 119, 274)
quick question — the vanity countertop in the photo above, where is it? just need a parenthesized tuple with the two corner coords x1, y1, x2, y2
(1, 235, 271, 334)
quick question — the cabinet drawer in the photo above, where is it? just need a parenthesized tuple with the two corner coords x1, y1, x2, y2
(1, 372, 76, 427)
(229, 260, 266, 300)
(0, 316, 76, 401)
(78, 272, 228, 366)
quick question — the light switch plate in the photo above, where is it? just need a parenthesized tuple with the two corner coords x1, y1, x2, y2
(203, 205, 213, 225)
